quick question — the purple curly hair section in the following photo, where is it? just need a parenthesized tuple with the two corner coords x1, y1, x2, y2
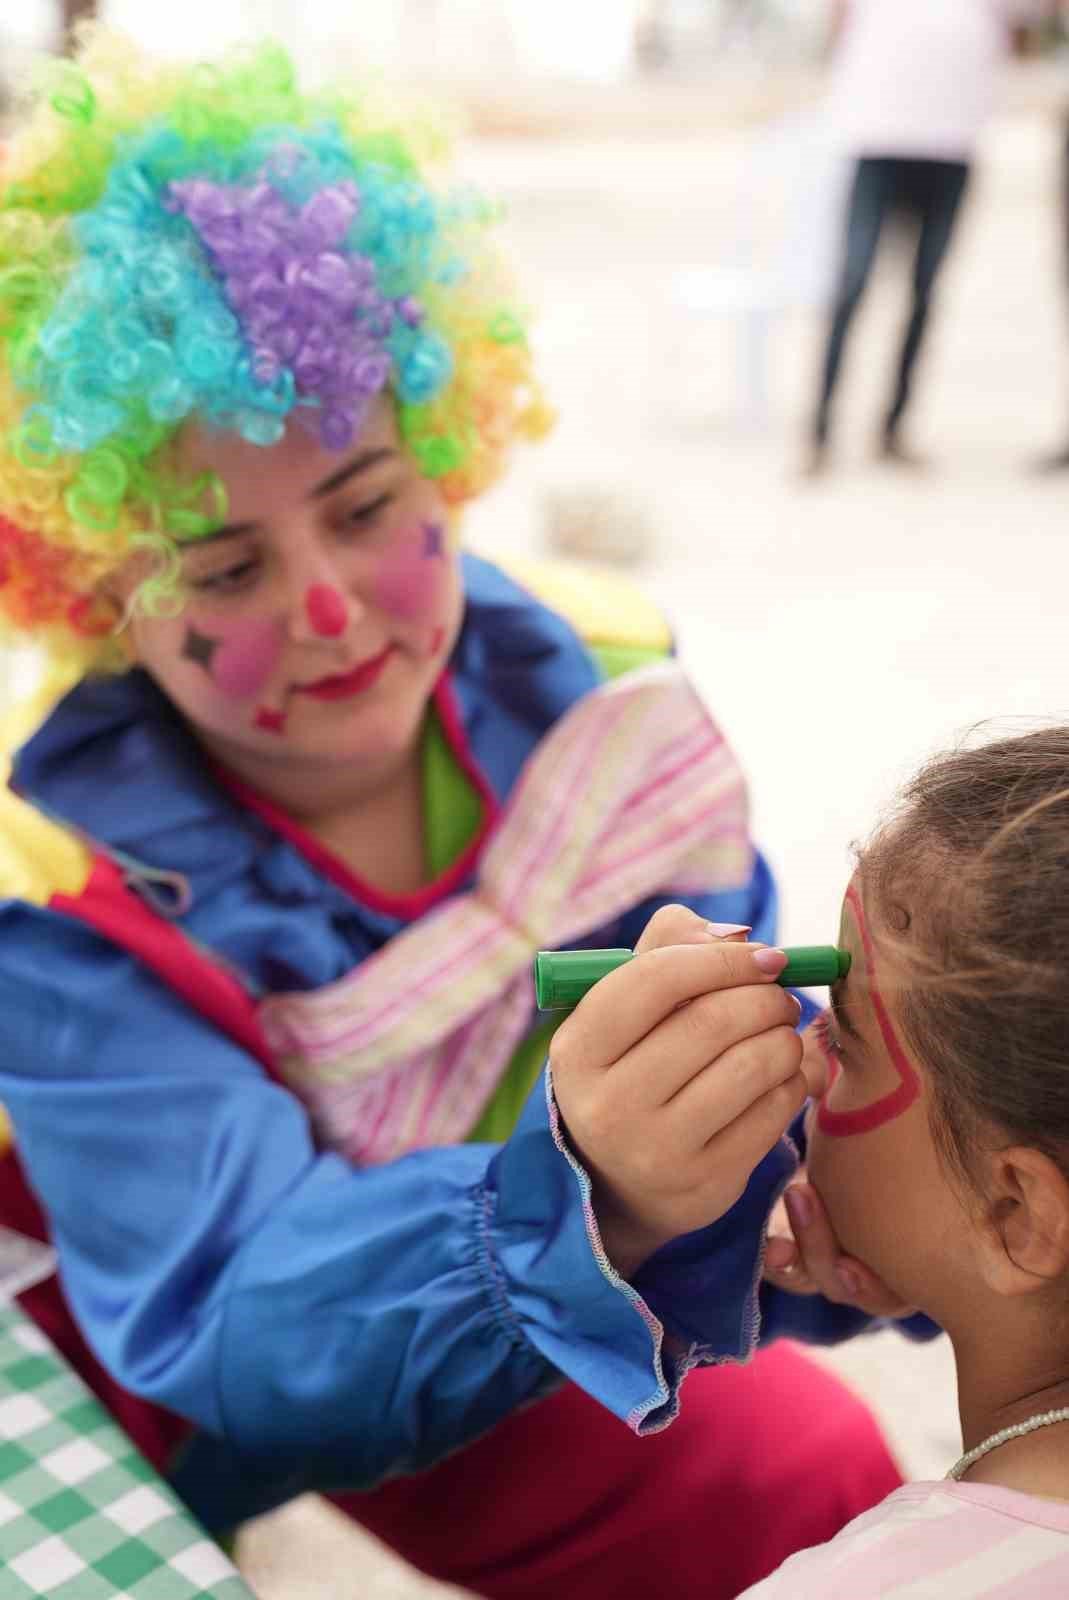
(165, 170, 424, 451)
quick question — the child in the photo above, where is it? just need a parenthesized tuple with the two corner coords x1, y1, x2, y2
(556, 728, 1069, 1595)
(0, 29, 909, 1599)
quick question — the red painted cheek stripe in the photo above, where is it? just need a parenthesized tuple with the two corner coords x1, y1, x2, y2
(816, 882, 921, 1137)
(306, 583, 348, 638)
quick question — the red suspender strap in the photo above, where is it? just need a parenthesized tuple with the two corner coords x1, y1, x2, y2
(0, 853, 277, 1471)
(50, 853, 277, 1076)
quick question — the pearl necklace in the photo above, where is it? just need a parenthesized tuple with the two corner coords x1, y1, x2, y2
(948, 1407, 1069, 1482)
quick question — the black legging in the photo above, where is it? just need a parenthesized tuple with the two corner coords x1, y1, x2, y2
(814, 155, 970, 446)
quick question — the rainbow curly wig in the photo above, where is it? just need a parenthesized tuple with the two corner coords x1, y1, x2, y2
(0, 29, 550, 668)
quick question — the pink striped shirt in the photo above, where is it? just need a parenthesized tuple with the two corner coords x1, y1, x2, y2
(741, 1481, 1069, 1598)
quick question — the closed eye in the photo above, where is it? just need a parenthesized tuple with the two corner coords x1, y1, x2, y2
(188, 557, 262, 595)
(815, 1010, 842, 1060)
(343, 492, 392, 530)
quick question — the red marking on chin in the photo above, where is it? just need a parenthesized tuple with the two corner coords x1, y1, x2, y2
(429, 623, 446, 656)
(816, 883, 921, 1137)
(306, 583, 348, 638)
(255, 707, 287, 735)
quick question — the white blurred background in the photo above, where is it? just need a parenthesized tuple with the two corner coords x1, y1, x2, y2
(3, 2, 828, 82)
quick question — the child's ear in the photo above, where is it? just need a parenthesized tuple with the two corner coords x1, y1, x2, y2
(976, 1148, 1069, 1295)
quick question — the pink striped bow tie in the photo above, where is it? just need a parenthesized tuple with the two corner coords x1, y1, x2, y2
(258, 662, 753, 1165)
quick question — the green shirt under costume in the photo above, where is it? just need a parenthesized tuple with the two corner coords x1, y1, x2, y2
(420, 634, 665, 1145)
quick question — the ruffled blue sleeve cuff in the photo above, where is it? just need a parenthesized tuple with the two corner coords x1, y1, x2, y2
(486, 1067, 684, 1432)
(758, 1282, 941, 1345)
(629, 1133, 801, 1360)
(523, 1079, 942, 1412)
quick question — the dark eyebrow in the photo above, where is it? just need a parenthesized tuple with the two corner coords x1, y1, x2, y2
(308, 447, 398, 501)
(192, 447, 399, 545)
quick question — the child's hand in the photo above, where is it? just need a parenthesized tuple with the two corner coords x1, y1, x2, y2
(764, 1181, 917, 1319)
(550, 906, 807, 1278)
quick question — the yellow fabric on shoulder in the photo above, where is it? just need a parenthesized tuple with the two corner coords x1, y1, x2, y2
(494, 555, 672, 664)
(0, 662, 93, 906)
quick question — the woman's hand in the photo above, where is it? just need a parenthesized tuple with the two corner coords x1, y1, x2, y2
(549, 905, 807, 1278)
(764, 1180, 917, 1319)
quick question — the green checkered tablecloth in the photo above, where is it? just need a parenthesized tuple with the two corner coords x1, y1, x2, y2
(0, 1303, 256, 1599)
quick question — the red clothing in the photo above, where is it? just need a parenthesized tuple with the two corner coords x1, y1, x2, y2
(2, 851, 902, 1599)
(343, 1347, 901, 1599)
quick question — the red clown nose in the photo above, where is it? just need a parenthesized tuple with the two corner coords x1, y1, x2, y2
(306, 584, 348, 638)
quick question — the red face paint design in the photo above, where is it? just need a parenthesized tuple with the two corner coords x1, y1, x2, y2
(374, 523, 447, 624)
(181, 616, 286, 701)
(429, 623, 446, 657)
(815, 882, 921, 1137)
(305, 583, 348, 638)
(254, 706, 287, 735)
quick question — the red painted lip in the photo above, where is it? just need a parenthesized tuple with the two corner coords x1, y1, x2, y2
(294, 645, 395, 701)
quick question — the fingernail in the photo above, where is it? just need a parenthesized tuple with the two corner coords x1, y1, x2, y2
(764, 1237, 794, 1271)
(753, 947, 788, 976)
(705, 922, 752, 939)
(837, 1264, 862, 1298)
(788, 994, 802, 1016)
(785, 1185, 812, 1229)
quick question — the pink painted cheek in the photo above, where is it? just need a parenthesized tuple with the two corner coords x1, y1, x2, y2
(374, 524, 447, 624)
(212, 619, 286, 699)
(182, 616, 287, 701)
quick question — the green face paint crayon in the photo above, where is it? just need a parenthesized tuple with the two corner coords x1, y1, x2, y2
(533, 945, 851, 1011)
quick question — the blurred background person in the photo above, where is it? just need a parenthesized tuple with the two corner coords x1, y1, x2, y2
(0, 0, 94, 115)
(60, 0, 96, 50)
(805, 0, 1037, 475)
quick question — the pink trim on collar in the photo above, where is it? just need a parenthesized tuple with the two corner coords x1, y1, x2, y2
(215, 672, 500, 921)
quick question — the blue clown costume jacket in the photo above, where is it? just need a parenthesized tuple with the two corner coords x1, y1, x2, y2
(0, 554, 933, 1538)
